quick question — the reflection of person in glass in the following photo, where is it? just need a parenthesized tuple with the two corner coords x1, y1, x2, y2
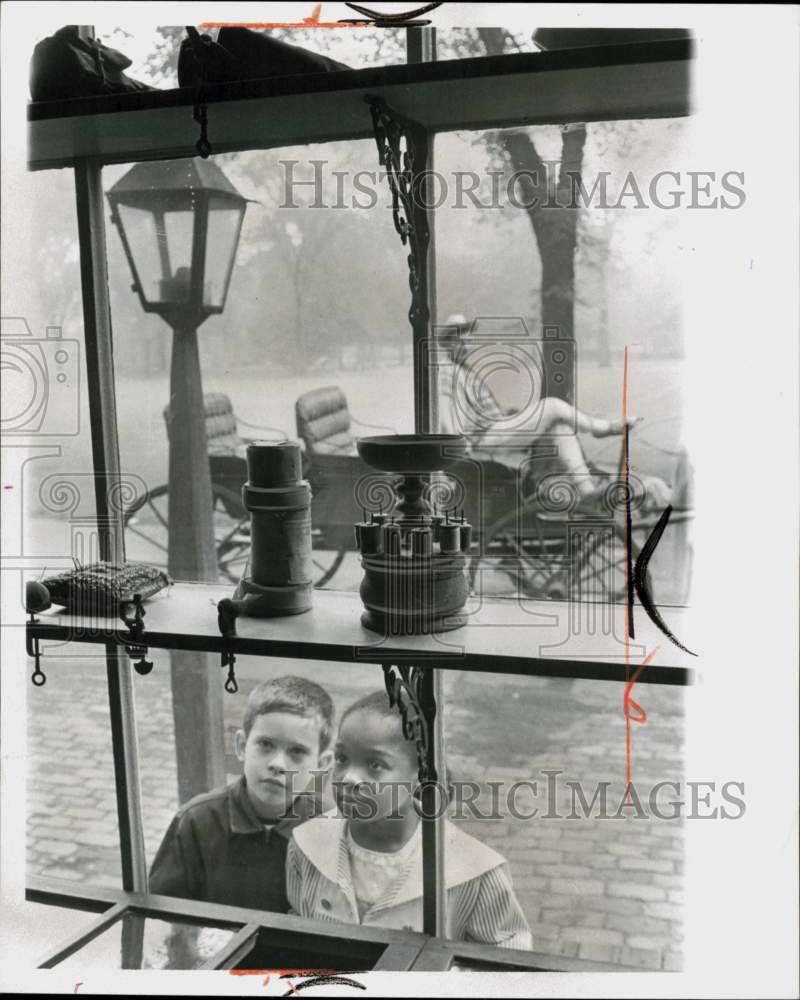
(287, 691, 533, 949)
(437, 315, 671, 509)
(150, 676, 333, 912)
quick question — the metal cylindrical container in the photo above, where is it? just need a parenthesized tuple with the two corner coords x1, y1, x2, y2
(439, 522, 461, 554)
(240, 442, 312, 615)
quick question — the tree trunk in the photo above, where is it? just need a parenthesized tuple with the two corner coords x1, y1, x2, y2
(478, 28, 587, 403)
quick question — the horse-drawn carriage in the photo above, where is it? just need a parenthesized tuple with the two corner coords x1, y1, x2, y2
(124, 388, 693, 602)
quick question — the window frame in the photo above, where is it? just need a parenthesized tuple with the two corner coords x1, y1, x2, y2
(24, 24, 694, 969)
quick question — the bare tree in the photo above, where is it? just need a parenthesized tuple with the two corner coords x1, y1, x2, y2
(477, 28, 587, 400)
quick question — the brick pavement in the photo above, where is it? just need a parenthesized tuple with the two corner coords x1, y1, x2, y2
(27, 655, 684, 970)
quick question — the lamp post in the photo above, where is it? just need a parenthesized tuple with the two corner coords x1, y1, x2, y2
(108, 158, 248, 803)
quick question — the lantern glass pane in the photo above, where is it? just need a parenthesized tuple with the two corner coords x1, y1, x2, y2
(160, 209, 196, 304)
(203, 196, 243, 309)
(116, 204, 163, 305)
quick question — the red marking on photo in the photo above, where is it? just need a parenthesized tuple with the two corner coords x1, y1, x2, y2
(229, 969, 335, 976)
(621, 346, 657, 798)
(200, 3, 368, 29)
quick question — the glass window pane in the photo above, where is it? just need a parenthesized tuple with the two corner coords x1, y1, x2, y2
(53, 911, 239, 971)
(442, 672, 685, 968)
(6, 167, 117, 892)
(135, 658, 427, 930)
(28, 659, 121, 888)
(105, 142, 415, 594)
(433, 118, 694, 608)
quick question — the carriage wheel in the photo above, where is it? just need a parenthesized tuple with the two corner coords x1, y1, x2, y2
(123, 483, 250, 585)
(536, 525, 634, 603)
(518, 523, 652, 604)
(312, 547, 347, 589)
(469, 523, 650, 604)
(125, 486, 348, 588)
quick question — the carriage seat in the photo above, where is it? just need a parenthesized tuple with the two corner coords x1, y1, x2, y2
(163, 392, 244, 457)
(295, 386, 357, 457)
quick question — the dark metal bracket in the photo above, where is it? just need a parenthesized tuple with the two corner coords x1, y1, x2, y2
(382, 664, 437, 785)
(366, 96, 432, 344)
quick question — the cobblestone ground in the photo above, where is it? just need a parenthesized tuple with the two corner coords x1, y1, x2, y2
(27, 653, 684, 971)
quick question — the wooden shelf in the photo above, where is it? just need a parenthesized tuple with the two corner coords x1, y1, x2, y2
(28, 582, 695, 684)
(27, 40, 693, 170)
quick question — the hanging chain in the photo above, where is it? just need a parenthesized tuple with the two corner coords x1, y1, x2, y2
(194, 86, 212, 159)
(187, 26, 213, 158)
(224, 657, 239, 694)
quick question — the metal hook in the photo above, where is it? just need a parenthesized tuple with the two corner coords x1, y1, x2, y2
(132, 654, 154, 676)
(217, 598, 239, 694)
(27, 628, 46, 687)
(30, 639, 46, 687)
(224, 658, 238, 694)
(121, 595, 152, 676)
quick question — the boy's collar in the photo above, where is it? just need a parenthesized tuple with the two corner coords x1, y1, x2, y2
(229, 776, 320, 836)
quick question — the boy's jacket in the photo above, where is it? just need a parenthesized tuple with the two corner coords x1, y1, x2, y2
(149, 777, 320, 913)
(287, 811, 532, 950)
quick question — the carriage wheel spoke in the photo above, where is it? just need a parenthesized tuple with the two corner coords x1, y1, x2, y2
(146, 500, 169, 531)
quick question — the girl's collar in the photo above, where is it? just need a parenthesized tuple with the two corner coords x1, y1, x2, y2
(293, 810, 507, 907)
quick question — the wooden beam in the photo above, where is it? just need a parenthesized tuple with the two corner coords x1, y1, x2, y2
(29, 43, 693, 170)
(28, 583, 697, 684)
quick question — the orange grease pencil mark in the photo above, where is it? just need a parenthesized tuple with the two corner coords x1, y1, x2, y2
(200, 4, 368, 29)
(228, 969, 335, 990)
(228, 969, 335, 976)
(621, 345, 654, 800)
(622, 343, 631, 656)
(624, 645, 659, 793)
(622, 345, 632, 784)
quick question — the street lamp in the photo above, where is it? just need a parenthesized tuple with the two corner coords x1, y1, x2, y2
(107, 157, 248, 582)
(108, 157, 248, 804)
(108, 158, 247, 331)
